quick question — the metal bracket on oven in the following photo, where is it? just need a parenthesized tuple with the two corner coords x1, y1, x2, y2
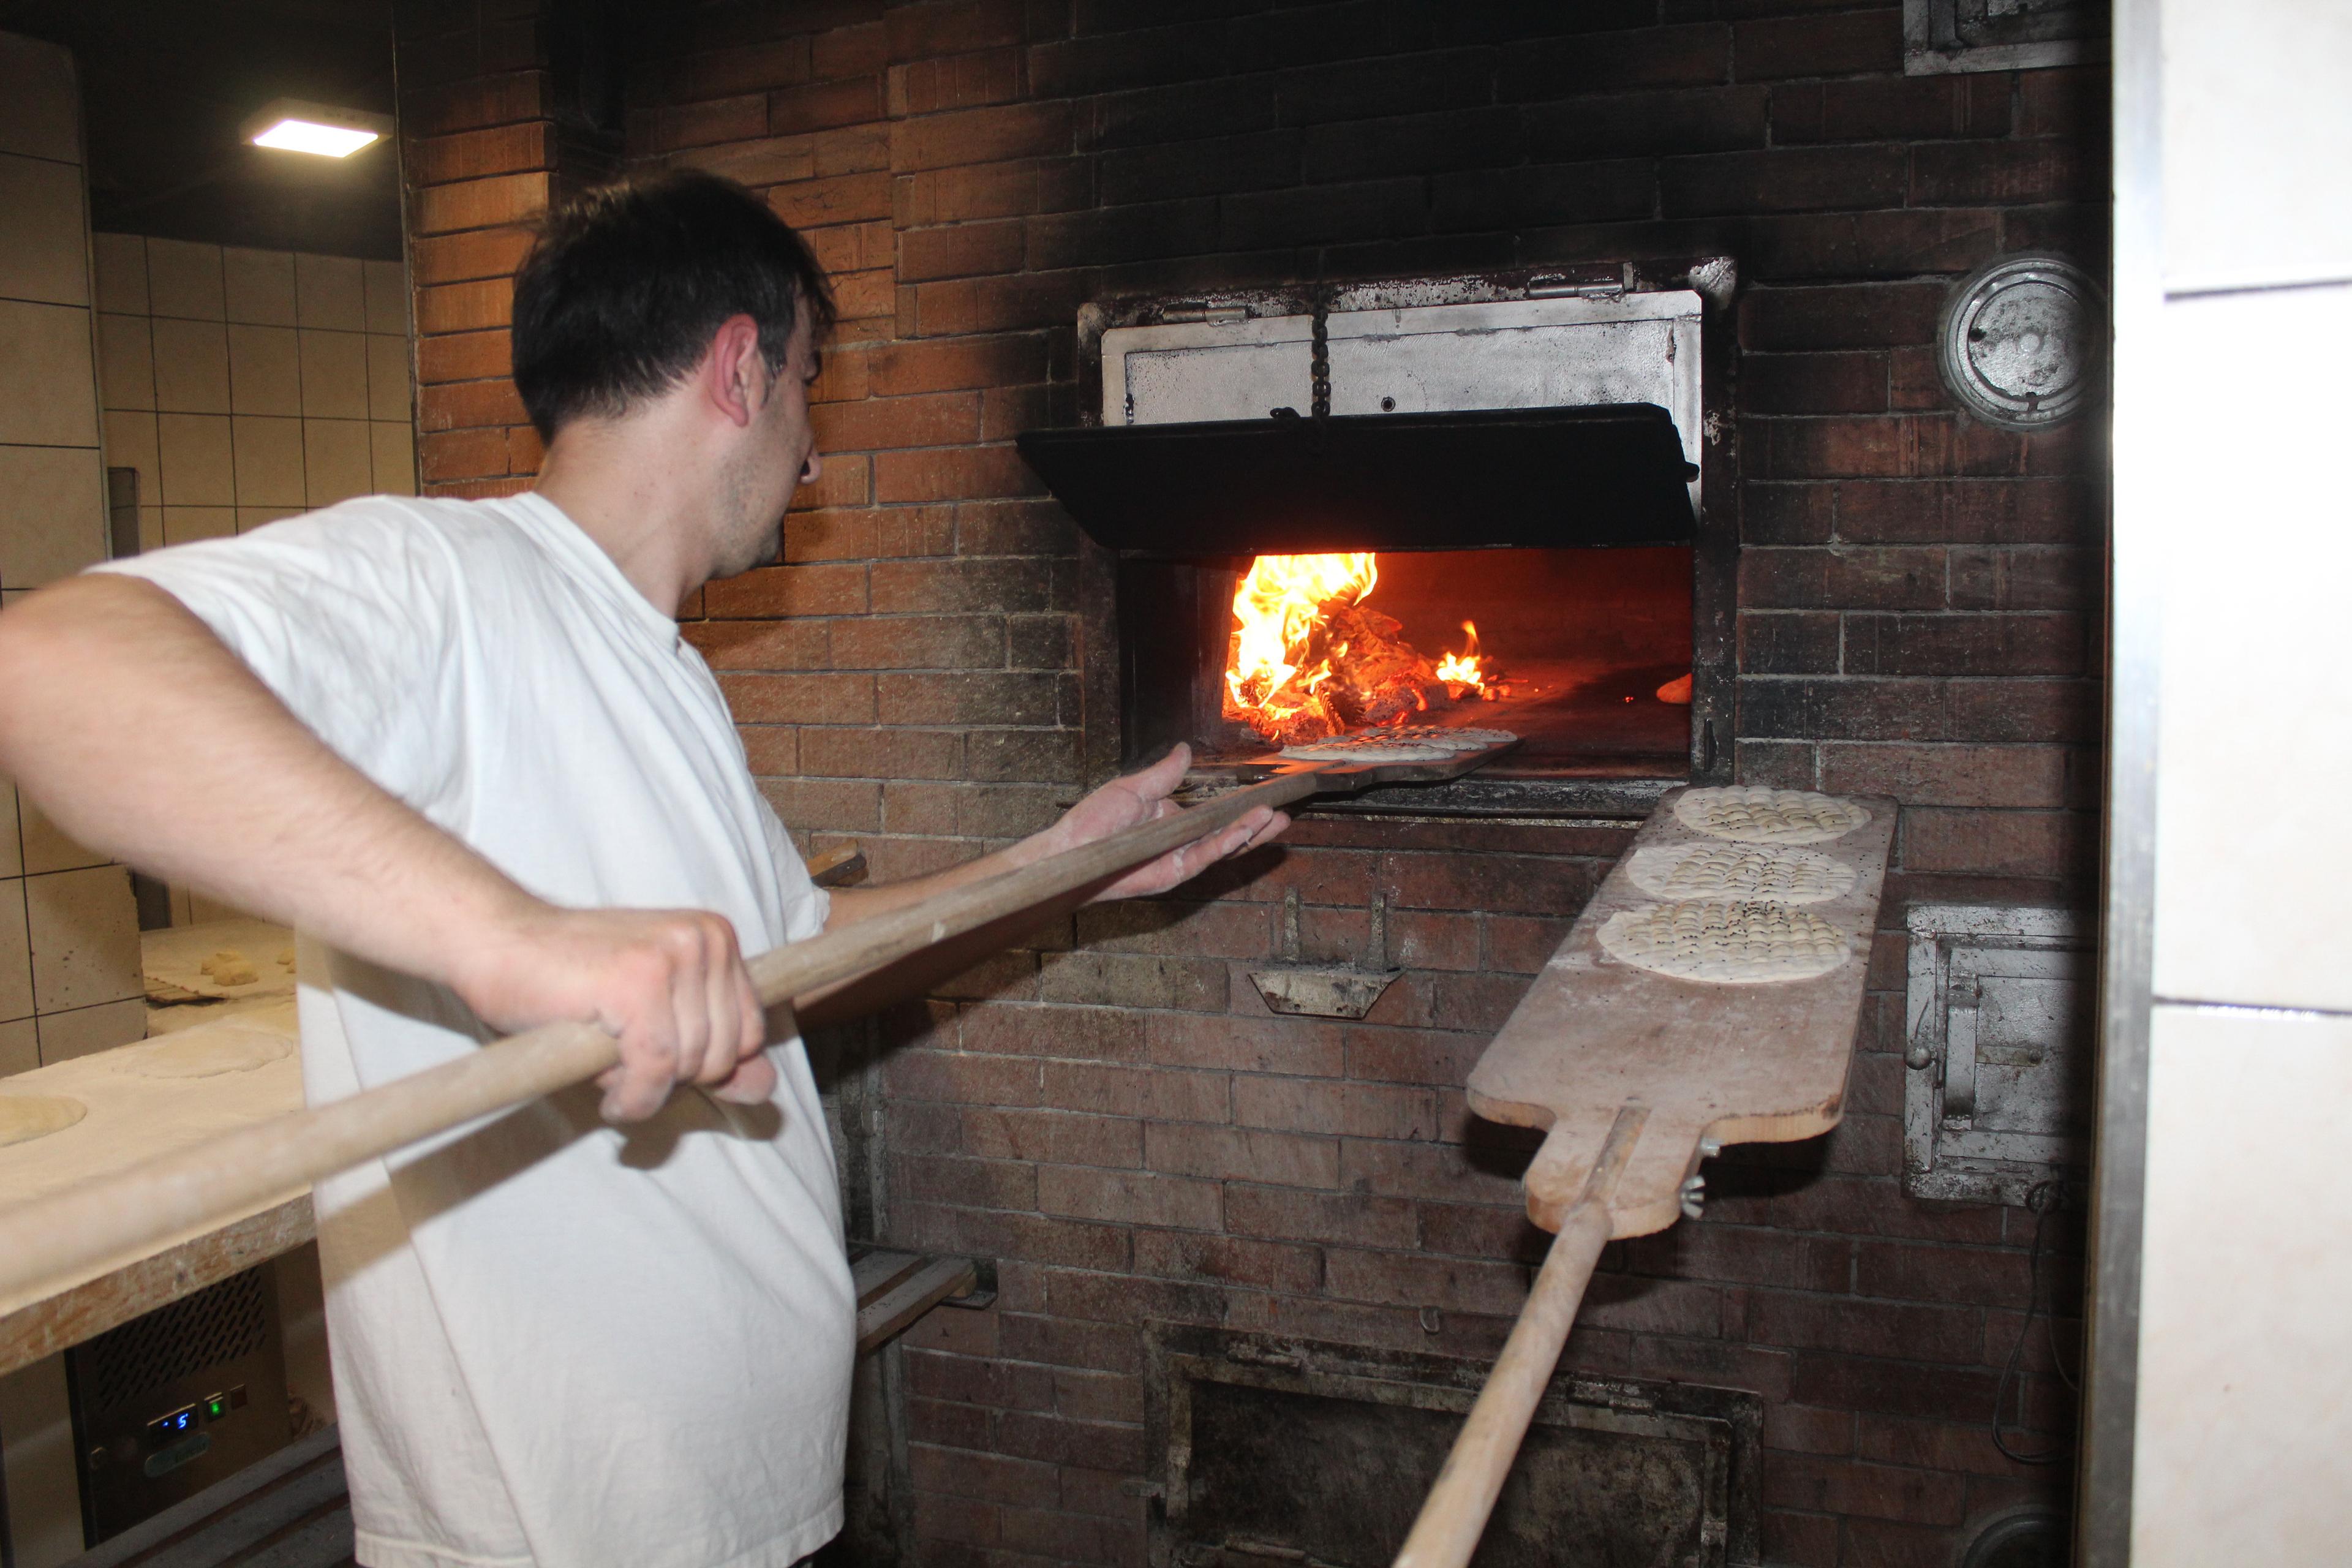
(1943, 972, 1980, 1121)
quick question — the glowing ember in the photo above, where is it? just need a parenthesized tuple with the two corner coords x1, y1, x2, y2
(1223, 556, 1500, 744)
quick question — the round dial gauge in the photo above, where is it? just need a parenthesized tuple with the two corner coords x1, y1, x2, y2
(1937, 254, 2104, 431)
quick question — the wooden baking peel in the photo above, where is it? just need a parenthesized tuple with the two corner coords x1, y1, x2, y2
(0, 740, 1513, 1310)
(1393, 786, 1895, 1568)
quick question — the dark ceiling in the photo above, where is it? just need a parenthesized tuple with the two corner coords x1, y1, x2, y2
(0, 0, 401, 258)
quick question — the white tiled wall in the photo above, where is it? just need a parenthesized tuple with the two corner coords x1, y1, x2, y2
(92, 236, 415, 549)
(0, 32, 103, 603)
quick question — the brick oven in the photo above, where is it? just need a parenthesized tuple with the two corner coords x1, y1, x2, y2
(393, 2, 2106, 1563)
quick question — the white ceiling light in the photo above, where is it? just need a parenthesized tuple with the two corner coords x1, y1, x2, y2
(242, 99, 391, 159)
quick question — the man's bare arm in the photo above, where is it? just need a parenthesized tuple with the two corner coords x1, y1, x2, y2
(0, 575, 766, 1120)
(824, 745, 1286, 932)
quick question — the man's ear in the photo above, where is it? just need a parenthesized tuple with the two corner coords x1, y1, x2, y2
(705, 314, 767, 429)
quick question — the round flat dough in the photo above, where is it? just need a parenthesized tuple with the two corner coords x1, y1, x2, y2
(1376, 726, 1519, 752)
(1598, 900, 1849, 984)
(1281, 739, 1450, 764)
(1627, 842, 1856, 905)
(0, 1094, 87, 1150)
(1673, 786, 1870, 845)
(119, 1028, 296, 1080)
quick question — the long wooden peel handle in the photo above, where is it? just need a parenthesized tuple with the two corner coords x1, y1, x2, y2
(0, 769, 1317, 1306)
(1392, 1104, 1649, 1568)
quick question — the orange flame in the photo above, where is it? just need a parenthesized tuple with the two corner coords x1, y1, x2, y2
(1223, 552, 1379, 737)
(1434, 620, 1488, 693)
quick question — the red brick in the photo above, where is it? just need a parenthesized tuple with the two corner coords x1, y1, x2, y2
(894, 1152, 1038, 1209)
(1740, 612, 1839, 675)
(1231, 1077, 1439, 1142)
(736, 726, 796, 775)
(909, 1479, 998, 1541)
(417, 328, 509, 383)
(1484, 914, 1575, 974)
(1855, 1414, 2052, 1478)
(1662, 146, 1908, 216)
(873, 445, 1040, 503)
(1497, 24, 1729, 96)
(1762, 1508, 1840, 1568)
(910, 1442, 1058, 1509)
(1835, 478, 2095, 546)
(1038, 951, 1227, 1012)
(1746, 1288, 1985, 1364)
(1226, 1184, 1417, 1250)
(1732, 9, 1903, 81)
(767, 170, 893, 228)
(827, 614, 1005, 669)
(1912, 138, 2097, 205)
(1772, 74, 2010, 143)
(1146, 1122, 1338, 1188)
(1901, 807, 2094, 878)
(959, 1002, 1144, 1061)
(685, 617, 830, 671)
(899, 1202, 1133, 1273)
(907, 1348, 1057, 1412)
(868, 334, 1050, 397)
(1818, 742, 2067, 809)
(886, 0, 1025, 59)
(1036, 1166, 1218, 1229)
(1947, 546, 2095, 611)
(2018, 64, 2109, 140)
(996, 1311, 1139, 1373)
(892, 102, 1074, 173)
(1765, 1403, 1856, 1457)
(410, 225, 533, 287)
(887, 1049, 1044, 1107)
(1133, 1229, 1321, 1294)
(895, 157, 1094, 226)
(717, 671, 874, 725)
(417, 426, 509, 483)
(1147, 1013, 1343, 1076)
(1745, 351, 1890, 415)
(768, 75, 883, 136)
(407, 122, 550, 186)
(995, 1410, 1142, 1472)
(401, 70, 545, 138)
(1743, 207, 2006, 283)
(415, 277, 513, 336)
(957, 1106, 1140, 1167)
(1524, 86, 1767, 158)
(1326, 1248, 1531, 1316)
(998, 1502, 1137, 1564)
(704, 561, 869, 617)
(1842, 612, 2086, 677)
(417, 378, 529, 432)
(1343, 1026, 1486, 1088)
(1763, 1453, 1965, 1526)
(1741, 546, 1945, 609)
(415, 172, 549, 235)
(1338, 1138, 1529, 1208)
(1741, 281, 1948, 352)
(663, 37, 812, 102)
(1038, 1063, 1227, 1122)
(889, 48, 1027, 116)
(1044, 1268, 1226, 1332)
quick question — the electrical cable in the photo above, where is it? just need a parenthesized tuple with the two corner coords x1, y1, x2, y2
(1991, 1177, 2081, 1465)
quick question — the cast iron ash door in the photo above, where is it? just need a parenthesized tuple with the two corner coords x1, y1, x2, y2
(1145, 1327, 1760, 1567)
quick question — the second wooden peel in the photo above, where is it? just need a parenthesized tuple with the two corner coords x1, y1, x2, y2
(1391, 788, 1897, 1568)
(0, 748, 1497, 1310)
(1392, 1104, 1646, 1568)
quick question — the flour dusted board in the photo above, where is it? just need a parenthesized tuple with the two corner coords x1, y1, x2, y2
(1468, 786, 1895, 1237)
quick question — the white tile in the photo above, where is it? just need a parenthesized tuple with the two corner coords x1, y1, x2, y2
(371, 420, 417, 496)
(0, 153, 90, 307)
(0, 877, 28, 1023)
(303, 420, 374, 507)
(15, 793, 102, 875)
(137, 507, 162, 552)
(161, 506, 235, 545)
(2135, 1005, 2352, 1565)
(364, 258, 409, 334)
(0, 443, 105, 589)
(37, 998, 147, 1063)
(102, 409, 159, 509)
(366, 333, 411, 421)
(155, 412, 235, 505)
(299, 329, 371, 419)
(237, 506, 303, 533)
(230, 415, 307, 507)
(149, 317, 232, 413)
(24, 864, 140, 1013)
(0, 33, 80, 164)
(227, 323, 302, 416)
(0, 299, 100, 447)
(91, 233, 147, 314)
(145, 237, 225, 321)
(0, 776, 19, 877)
(0, 1017, 35, 1076)
(222, 246, 298, 326)
(96, 312, 154, 411)
(295, 253, 366, 332)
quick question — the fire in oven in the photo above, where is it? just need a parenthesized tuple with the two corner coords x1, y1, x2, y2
(1019, 265, 1738, 815)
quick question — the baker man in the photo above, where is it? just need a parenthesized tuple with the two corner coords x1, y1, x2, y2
(0, 171, 1284, 1568)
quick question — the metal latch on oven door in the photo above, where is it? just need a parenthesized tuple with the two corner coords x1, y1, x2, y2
(1942, 973, 1980, 1124)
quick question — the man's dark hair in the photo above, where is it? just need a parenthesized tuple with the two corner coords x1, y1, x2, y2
(510, 169, 835, 440)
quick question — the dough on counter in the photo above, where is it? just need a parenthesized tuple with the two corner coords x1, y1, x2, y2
(1598, 899, 1849, 984)
(119, 1028, 295, 1080)
(1673, 786, 1870, 845)
(0, 1094, 87, 1150)
(200, 949, 261, 987)
(1627, 842, 1856, 905)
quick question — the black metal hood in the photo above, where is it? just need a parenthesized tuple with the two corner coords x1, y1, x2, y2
(1014, 402, 1698, 559)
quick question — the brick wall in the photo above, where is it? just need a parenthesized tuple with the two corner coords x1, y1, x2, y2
(396, 4, 2105, 1564)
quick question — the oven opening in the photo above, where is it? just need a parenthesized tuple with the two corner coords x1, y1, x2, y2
(1117, 544, 1697, 786)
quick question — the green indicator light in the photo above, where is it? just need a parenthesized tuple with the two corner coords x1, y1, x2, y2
(202, 1395, 230, 1422)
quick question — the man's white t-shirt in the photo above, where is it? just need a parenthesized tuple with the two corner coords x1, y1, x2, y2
(99, 492, 853, 1568)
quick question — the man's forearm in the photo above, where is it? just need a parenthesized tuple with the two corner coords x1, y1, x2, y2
(0, 575, 542, 992)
